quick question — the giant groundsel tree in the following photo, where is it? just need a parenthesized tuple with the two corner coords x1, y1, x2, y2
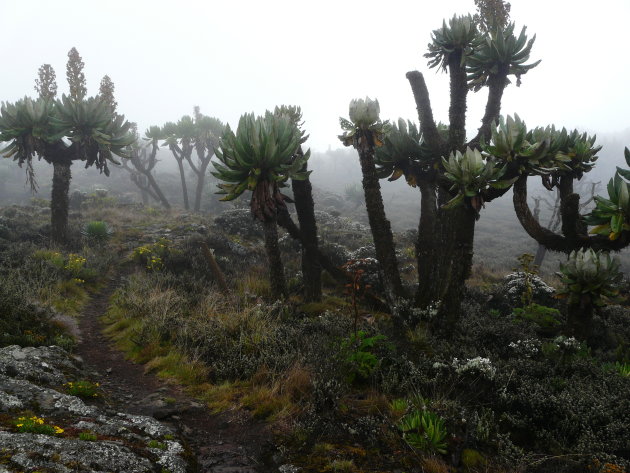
(0, 48, 133, 242)
(212, 110, 310, 299)
(342, 2, 630, 329)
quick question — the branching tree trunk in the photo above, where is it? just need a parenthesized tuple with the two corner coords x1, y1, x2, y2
(405, 45, 512, 324)
(513, 176, 629, 252)
(532, 181, 598, 267)
(123, 141, 170, 209)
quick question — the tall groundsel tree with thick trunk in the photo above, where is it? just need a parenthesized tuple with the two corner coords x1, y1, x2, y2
(275, 105, 322, 302)
(212, 110, 310, 300)
(339, 98, 406, 310)
(0, 48, 133, 243)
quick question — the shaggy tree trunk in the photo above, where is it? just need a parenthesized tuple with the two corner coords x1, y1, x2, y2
(416, 180, 441, 307)
(262, 216, 287, 299)
(51, 160, 72, 243)
(356, 132, 405, 309)
(292, 160, 321, 302)
(416, 184, 476, 326)
(437, 204, 476, 327)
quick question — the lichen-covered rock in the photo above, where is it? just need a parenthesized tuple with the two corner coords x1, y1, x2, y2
(0, 345, 189, 473)
(0, 432, 158, 473)
(0, 345, 83, 386)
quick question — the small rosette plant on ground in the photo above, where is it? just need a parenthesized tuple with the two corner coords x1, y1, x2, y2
(13, 415, 64, 436)
(398, 407, 448, 455)
(556, 248, 623, 338)
(81, 220, 114, 244)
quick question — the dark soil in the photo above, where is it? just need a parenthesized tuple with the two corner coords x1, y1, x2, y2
(76, 273, 272, 473)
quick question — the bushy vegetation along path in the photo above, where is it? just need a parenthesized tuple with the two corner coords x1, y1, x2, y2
(76, 274, 267, 473)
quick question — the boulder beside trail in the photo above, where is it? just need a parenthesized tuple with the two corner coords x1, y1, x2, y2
(0, 345, 189, 473)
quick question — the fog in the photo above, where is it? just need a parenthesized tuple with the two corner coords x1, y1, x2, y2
(1, 0, 628, 152)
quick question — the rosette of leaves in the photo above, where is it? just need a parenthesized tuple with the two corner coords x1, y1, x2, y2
(531, 126, 601, 179)
(483, 114, 550, 175)
(143, 125, 165, 148)
(398, 408, 448, 455)
(374, 118, 429, 187)
(212, 111, 310, 220)
(425, 14, 478, 71)
(584, 173, 630, 240)
(0, 97, 53, 176)
(553, 129, 600, 179)
(338, 97, 390, 148)
(467, 22, 541, 91)
(50, 95, 132, 173)
(0, 95, 132, 176)
(273, 105, 308, 142)
(441, 147, 514, 212)
(81, 220, 113, 243)
(556, 248, 622, 307)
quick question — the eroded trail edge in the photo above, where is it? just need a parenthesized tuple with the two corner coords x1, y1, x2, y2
(76, 273, 267, 473)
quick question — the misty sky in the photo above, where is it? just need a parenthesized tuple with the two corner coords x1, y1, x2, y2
(1, 0, 628, 153)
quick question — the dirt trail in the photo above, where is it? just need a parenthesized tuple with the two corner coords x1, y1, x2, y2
(75, 273, 269, 473)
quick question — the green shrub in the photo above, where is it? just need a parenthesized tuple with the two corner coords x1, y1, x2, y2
(64, 380, 99, 398)
(14, 415, 63, 436)
(132, 238, 172, 271)
(513, 303, 562, 331)
(79, 431, 97, 441)
(340, 330, 390, 384)
(148, 439, 167, 450)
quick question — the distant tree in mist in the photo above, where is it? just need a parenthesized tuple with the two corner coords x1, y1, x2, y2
(190, 106, 225, 212)
(0, 48, 133, 242)
(122, 123, 171, 209)
(155, 108, 225, 212)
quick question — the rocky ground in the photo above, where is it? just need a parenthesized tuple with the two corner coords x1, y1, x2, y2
(0, 274, 273, 472)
